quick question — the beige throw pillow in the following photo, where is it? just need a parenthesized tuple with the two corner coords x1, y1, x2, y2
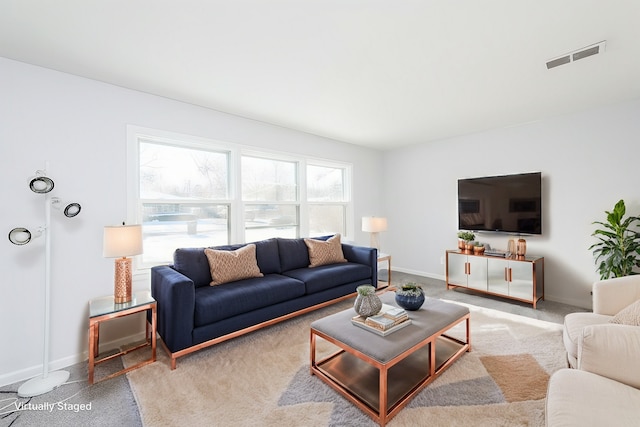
(610, 299, 640, 326)
(304, 234, 347, 268)
(204, 244, 263, 286)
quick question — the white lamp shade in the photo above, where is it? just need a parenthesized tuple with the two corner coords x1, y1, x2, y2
(362, 217, 388, 233)
(103, 224, 143, 258)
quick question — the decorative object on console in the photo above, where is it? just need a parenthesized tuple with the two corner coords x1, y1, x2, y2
(103, 223, 143, 304)
(589, 199, 640, 280)
(473, 243, 485, 255)
(516, 239, 527, 257)
(8, 163, 82, 397)
(395, 282, 425, 311)
(353, 284, 382, 317)
(457, 231, 475, 253)
(508, 239, 516, 254)
(362, 216, 387, 251)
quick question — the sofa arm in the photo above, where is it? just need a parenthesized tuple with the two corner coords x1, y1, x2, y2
(593, 275, 640, 315)
(342, 244, 378, 285)
(578, 323, 640, 389)
(151, 265, 196, 353)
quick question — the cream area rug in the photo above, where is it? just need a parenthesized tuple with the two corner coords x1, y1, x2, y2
(123, 298, 565, 427)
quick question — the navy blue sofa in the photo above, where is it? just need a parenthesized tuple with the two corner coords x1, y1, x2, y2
(151, 236, 377, 368)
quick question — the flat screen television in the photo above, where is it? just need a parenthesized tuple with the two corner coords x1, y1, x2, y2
(458, 172, 542, 235)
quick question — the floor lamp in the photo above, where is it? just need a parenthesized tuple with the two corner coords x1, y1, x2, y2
(8, 164, 81, 397)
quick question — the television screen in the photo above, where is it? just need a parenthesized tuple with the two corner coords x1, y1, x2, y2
(458, 172, 542, 235)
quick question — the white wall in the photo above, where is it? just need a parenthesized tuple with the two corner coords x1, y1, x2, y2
(0, 57, 383, 386)
(382, 98, 640, 309)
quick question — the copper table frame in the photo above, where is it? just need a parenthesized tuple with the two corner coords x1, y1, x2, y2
(88, 301, 157, 385)
(310, 312, 470, 426)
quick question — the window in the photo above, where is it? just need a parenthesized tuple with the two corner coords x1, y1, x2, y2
(242, 155, 299, 242)
(307, 164, 348, 236)
(128, 126, 352, 267)
(137, 139, 231, 265)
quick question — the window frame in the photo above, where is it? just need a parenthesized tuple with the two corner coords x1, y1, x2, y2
(127, 125, 353, 270)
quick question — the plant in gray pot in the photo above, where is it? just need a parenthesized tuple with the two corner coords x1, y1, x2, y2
(354, 285, 382, 317)
(590, 199, 640, 279)
(395, 283, 425, 311)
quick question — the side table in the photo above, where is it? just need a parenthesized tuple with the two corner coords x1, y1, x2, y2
(88, 290, 157, 384)
(377, 253, 392, 289)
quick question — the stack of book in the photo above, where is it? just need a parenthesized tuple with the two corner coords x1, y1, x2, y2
(351, 304, 411, 336)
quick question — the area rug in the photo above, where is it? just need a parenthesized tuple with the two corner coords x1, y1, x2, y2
(124, 298, 565, 427)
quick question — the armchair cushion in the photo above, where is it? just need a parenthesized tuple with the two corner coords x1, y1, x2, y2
(578, 324, 640, 389)
(610, 299, 640, 326)
(562, 312, 611, 367)
(546, 368, 640, 427)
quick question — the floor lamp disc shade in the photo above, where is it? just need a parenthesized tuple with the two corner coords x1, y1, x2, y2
(29, 176, 55, 193)
(8, 227, 32, 245)
(63, 203, 81, 218)
(103, 224, 143, 303)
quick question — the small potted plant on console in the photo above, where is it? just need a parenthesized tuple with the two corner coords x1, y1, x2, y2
(395, 282, 425, 311)
(473, 242, 485, 255)
(457, 231, 475, 252)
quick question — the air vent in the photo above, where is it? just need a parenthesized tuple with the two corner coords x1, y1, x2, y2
(546, 41, 606, 69)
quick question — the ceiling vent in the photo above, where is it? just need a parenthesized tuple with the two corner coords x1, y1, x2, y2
(546, 41, 606, 69)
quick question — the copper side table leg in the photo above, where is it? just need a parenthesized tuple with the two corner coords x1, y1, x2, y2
(88, 322, 96, 385)
(151, 304, 157, 361)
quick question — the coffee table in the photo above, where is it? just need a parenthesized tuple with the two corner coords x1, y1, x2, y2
(310, 292, 470, 426)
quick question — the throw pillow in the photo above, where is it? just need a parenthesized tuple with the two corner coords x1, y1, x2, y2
(204, 244, 263, 286)
(610, 299, 640, 326)
(304, 234, 347, 268)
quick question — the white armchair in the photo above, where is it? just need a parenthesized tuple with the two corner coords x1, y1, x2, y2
(562, 275, 640, 367)
(546, 275, 640, 426)
(546, 324, 640, 426)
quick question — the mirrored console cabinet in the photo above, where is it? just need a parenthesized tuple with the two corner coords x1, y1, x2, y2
(445, 250, 544, 308)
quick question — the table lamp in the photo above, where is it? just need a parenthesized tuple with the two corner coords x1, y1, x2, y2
(362, 216, 387, 252)
(103, 223, 143, 303)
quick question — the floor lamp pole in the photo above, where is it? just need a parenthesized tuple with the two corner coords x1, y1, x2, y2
(17, 164, 70, 397)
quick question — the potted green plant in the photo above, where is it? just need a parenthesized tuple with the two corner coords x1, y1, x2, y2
(457, 231, 475, 251)
(473, 242, 485, 255)
(589, 199, 640, 279)
(395, 282, 425, 311)
(353, 285, 382, 317)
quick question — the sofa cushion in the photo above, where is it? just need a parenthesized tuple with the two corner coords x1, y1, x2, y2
(284, 262, 371, 294)
(205, 244, 263, 286)
(610, 299, 640, 326)
(213, 238, 281, 274)
(277, 238, 311, 272)
(193, 274, 306, 326)
(304, 234, 347, 267)
(173, 247, 211, 288)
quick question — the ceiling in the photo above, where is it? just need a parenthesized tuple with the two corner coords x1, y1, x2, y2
(2, 1, 640, 151)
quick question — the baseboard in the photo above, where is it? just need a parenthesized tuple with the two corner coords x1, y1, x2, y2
(392, 266, 446, 282)
(0, 330, 147, 388)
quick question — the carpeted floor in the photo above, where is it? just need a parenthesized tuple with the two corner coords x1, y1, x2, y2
(0, 355, 141, 427)
(2, 273, 582, 426)
(124, 295, 566, 426)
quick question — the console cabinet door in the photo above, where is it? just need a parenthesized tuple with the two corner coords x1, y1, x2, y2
(447, 252, 469, 287)
(487, 258, 534, 300)
(487, 258, 509, 296)
(467, 256, 488, 291)
(447, 252, 487, 290)
(508, 260, 534, 300)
